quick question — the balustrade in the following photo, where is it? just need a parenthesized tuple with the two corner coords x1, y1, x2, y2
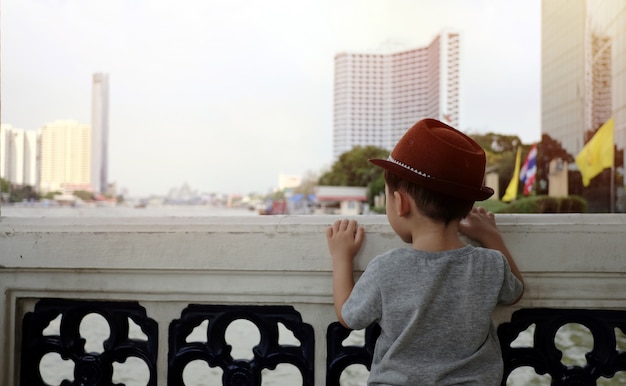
(2, 214, 626, 385)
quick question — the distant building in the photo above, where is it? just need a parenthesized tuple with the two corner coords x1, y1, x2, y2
(315, 186, 368, 215)
(542, 0, 626, 157)
(39, 120, 91, 194)
(0, 124, 38, 187)
(333, 31, 461, 159)
(91, 72, 109, 195)
(278, 174, 302, 191)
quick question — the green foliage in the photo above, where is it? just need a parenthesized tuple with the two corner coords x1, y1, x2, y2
(370, 195, 588, 215)
(537, 134, 575, 196)
(470, 132, 522, 154)
(367, 174, 385, 208)
(7, 185, 39, 203)
(293, 170, 319, 196)
(558, 196, 588, 213)
(0, 178, 9, 193)
(73, 190, 95, 201)
(469, 133, 534, 199)
(494, 195, 588, 213)
(43, 191, 62, 200)
(474, 200, 510, 213)
(319, 146, 389, 186)
(319, 145, 389, 206)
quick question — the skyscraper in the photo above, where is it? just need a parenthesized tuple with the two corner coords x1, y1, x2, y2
(542, 0, 626, 157)
(333, 31, 461, 159)
(91, 73, 109, 195)
(0, 124, 38, 187)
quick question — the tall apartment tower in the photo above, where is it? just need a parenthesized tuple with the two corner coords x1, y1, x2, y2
(333, 31, 461, 159)
(39, 120, 91, 194)
(0, 124, 38, 187)
(542, 0, 626, 157)
(91, 73, 109, 195)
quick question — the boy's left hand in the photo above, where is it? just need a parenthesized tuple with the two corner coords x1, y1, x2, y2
(458, 206, 498, 244)
(326, 219, 365, 261)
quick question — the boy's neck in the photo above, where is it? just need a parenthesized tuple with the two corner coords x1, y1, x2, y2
(409, 218, 466, 252)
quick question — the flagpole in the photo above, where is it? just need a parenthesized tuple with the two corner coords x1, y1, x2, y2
(611, 164, 615, 213)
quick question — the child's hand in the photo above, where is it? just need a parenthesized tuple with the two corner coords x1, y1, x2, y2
(458, 206, 499, 245)
(326, 219, 365, 261)
(327, 219, 365, 327)
(459, 206, 524, 301)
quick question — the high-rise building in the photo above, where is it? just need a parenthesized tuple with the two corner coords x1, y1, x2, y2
(91, 72, 109, 195)
(39, 120, 91, 194)
(0, 124, 38, 187)
(542, 0, 626, 157)
(333, 31, 461, 159)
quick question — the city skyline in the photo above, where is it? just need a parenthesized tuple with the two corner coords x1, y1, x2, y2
(1, 0, 541, 197)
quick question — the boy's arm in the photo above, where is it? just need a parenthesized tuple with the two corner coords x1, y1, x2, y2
(326, 219, 365, 328)
(458, 207, 524, 302)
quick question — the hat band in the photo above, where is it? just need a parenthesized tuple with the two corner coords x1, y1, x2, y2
(388, 156, 432, 179)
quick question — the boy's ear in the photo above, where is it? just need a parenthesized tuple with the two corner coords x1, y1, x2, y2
(393, 190, 411, 217)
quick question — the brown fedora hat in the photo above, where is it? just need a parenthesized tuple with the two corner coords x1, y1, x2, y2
(370, 118, 494, 201)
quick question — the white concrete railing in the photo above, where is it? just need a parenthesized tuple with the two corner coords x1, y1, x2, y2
(2, 214, 626, 385)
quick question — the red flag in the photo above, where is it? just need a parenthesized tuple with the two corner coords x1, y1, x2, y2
(519, 144, 537, 195)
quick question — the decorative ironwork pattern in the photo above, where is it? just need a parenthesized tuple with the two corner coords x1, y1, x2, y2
(326, 322, 380, 385)
(168, 304, 314, 386)
(498, 308, 626, 385)
(20, 298, 158, 386)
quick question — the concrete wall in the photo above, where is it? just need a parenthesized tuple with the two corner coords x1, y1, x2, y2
(2, 214, 626, 384)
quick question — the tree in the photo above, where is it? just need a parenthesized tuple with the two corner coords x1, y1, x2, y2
(73, 190, 95, 201)
(43, 191, 62, 200)
(470, 133, 530, 199)
(8, 184, 39, 202)
(1, 178, 9, 193)
(318, 145, 389, 206)
(470, 132, 522, 154)
(537, 134, 575, 195)
(293, 170, 319, 196)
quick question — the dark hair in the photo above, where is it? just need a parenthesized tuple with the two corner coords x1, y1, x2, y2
(384, 170, 474, 224)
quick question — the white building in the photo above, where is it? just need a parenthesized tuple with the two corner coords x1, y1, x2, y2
(315, 186, 368, 215)
(333, 31, 461, 159)
(39, 120, 91, 194)
(0, 124, 38, 187)
(91, 72, 109, 195)
(542, 0, 626, 157)
(278, 174, 302, 191)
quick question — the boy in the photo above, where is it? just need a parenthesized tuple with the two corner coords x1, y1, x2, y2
(326, 118, 524, 385)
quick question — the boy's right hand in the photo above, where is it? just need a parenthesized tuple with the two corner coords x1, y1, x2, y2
(326, 219, 365, 261)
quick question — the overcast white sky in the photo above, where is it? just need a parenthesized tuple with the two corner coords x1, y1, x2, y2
(1, 0, 541, 197)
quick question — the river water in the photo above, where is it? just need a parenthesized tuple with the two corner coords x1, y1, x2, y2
(5, 205, 624, 385)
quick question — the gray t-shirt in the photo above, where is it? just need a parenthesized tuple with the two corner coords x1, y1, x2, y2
(342, 245, 523, 385)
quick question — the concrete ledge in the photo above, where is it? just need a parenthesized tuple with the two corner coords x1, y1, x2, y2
(2, 214, 626, 384)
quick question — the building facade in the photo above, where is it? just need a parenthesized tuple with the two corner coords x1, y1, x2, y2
(542, 0, 626, 157)
(333, 31, 460, 159)
(39, 120, 91, 194)
(91, 72, 109, 195)
(0, 124, 38, 187)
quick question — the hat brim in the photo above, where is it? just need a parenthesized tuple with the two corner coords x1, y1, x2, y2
(370, 158, 494, 201)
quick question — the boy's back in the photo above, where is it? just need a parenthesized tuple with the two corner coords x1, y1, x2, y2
(343, 246, 522, 384)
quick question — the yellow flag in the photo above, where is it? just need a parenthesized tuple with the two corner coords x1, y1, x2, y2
(502, 147, 522, 202)
(575, 117, 614, 187)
